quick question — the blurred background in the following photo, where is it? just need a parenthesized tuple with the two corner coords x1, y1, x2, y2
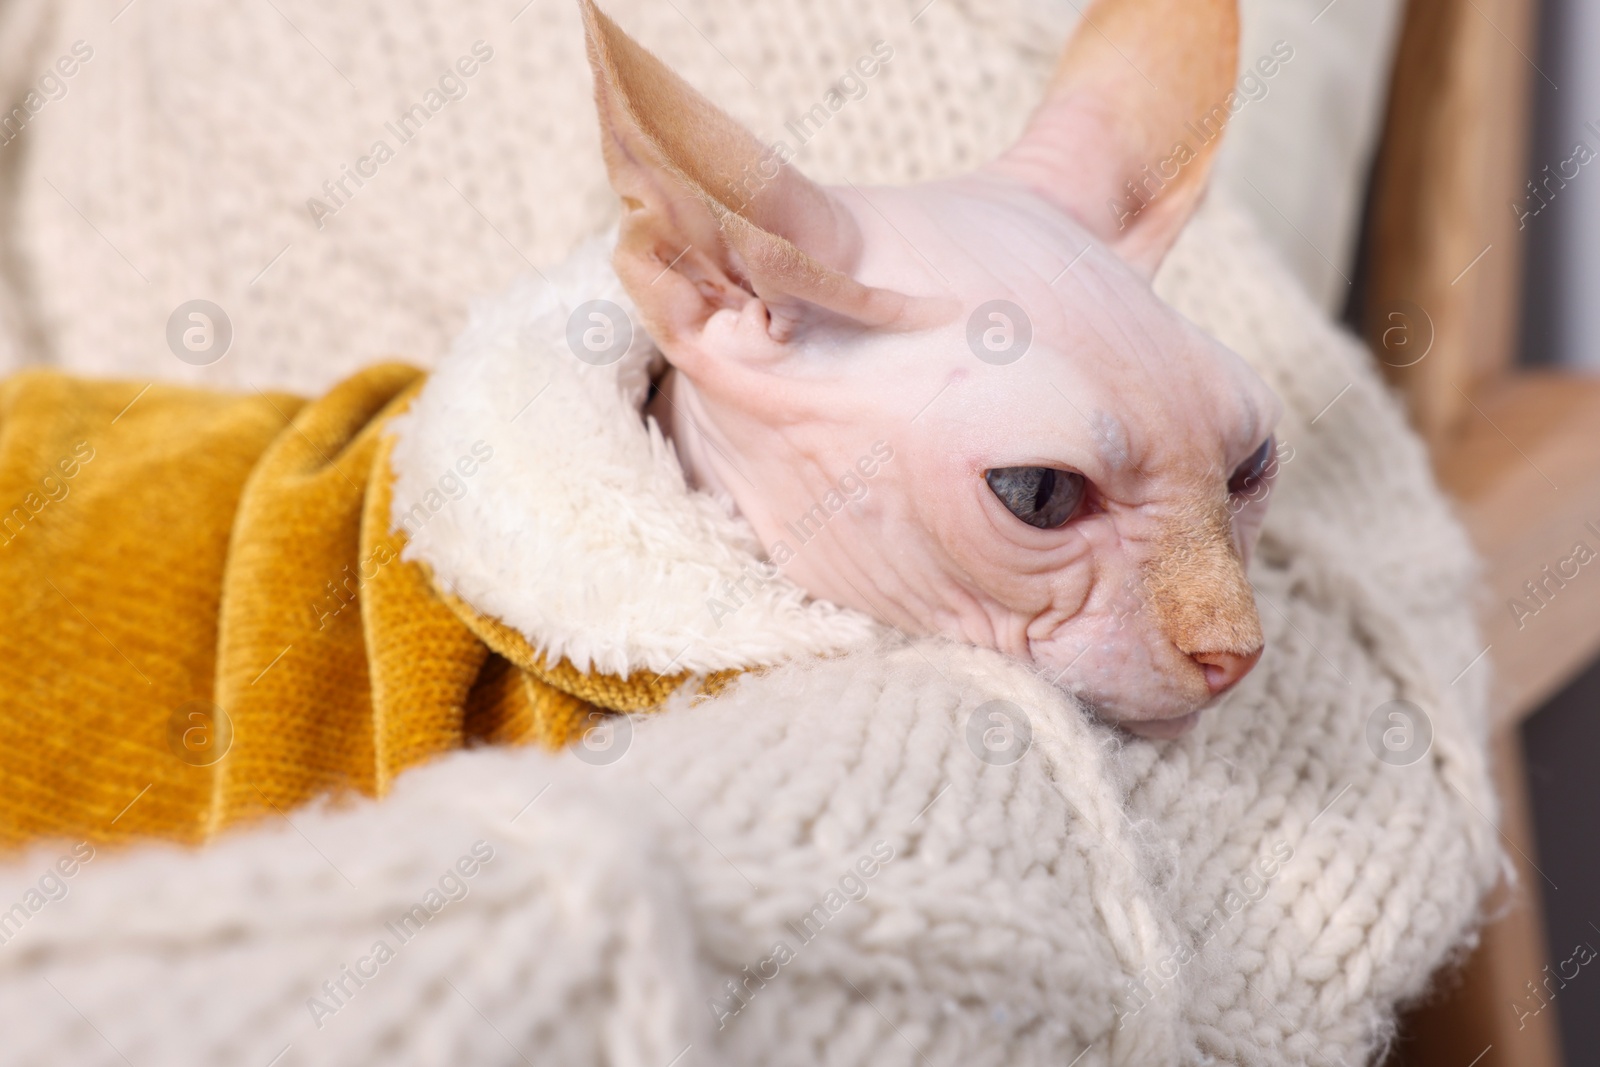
(1522, 0, 1600, 372)
(1508, 2, 1600, 1065)
(0, 0, 1594, 1063)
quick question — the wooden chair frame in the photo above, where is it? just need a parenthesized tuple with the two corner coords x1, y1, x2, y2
(1361, 0, 1600, 1063)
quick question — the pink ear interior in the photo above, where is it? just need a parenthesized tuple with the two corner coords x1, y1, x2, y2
(985, 0, 1240, 276)
(580, 0, 934, 340)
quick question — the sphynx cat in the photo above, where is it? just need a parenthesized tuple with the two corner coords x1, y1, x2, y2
(582, 0, 1282, 739)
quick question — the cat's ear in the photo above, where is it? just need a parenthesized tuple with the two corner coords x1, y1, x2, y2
(581, 0, 934, 354)
(986, 0, 1240, 276)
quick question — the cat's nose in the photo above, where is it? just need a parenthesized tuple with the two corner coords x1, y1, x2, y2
(1192, 647, 1262, 695)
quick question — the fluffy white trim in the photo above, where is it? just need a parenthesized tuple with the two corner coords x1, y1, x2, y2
(386, 235, 882, 677)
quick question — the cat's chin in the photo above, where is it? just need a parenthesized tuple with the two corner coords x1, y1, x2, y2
(1117, 709, 1203, 740)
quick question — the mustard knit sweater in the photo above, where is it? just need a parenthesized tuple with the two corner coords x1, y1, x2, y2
(0, 364, 724, 848)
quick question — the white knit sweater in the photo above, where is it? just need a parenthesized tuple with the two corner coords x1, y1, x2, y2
(0, 0, 1401, 384)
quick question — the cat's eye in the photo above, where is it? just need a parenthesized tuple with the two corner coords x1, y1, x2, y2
(1228, 438, 1275, 497)
(985, 466, 1085, 529)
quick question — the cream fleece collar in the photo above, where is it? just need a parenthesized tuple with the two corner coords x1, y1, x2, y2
(386, 235, 882, 678)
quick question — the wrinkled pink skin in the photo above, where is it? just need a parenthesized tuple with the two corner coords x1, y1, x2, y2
(647, 173, 1283, 738)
